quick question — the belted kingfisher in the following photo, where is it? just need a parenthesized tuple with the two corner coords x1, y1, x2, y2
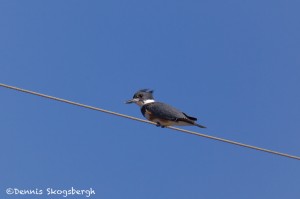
(126, 89, 206, 128)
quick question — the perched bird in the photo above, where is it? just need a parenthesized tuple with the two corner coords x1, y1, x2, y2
(126, 89, 206, 128)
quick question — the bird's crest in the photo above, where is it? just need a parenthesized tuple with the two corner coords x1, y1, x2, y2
(139, 89, 154, 93)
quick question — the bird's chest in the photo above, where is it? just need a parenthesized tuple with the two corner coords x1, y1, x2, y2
(141, 106, 174, 126)
(141, 107, 153, 120)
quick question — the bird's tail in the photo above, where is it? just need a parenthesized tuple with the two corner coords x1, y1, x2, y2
(177, 117, 206, 128)
(194, 122, 206, 128)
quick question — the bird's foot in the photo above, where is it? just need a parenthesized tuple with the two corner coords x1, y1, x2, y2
(156, 122, 165, 128)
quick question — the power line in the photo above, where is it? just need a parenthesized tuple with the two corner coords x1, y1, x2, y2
(1, 83, 300, 161)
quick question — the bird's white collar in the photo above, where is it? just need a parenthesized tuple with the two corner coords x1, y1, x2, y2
(136, 99, 155, 107)
(143, 99, 155, 104)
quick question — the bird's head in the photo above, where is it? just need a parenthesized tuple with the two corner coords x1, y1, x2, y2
(125, 89, 155, 106)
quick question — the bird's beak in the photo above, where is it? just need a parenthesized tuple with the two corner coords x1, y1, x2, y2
(125, 98, 139, 104)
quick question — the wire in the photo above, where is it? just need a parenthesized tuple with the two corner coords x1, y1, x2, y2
(1, 83, 300, 161)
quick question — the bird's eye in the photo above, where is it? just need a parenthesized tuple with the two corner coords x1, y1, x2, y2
(138, 94, 143, 98)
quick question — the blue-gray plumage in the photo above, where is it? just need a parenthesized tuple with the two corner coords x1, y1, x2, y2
(126, 89, 206, 128)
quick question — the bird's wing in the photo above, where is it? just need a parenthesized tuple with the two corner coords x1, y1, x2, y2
(182, 112, 197, 121)
(142, 102, 189, 121)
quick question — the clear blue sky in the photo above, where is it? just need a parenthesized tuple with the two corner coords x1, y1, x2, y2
(1, 1, 300, 198)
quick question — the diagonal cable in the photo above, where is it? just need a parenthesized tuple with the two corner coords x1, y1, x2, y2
(1, 83, 299, 161)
